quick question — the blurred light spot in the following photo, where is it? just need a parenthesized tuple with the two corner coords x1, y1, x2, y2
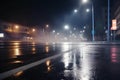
(15, 25, 19, 29)
(46, 60, 51, 72)
(62, 42, 70, 51)
(111, 47, 118, 63)
(46, 60, 51, 66)
(32, 47, 36, 51)
(32, 42, 36, 46)
(0, 33, 4, 37)
(45, 46, 49, 53)
(32, 29, 35, 32)
(14, 71, 23, 77)
(14, 48, 20, 56)
(47, 66, 51, 72)
(12, 60, 23, 64)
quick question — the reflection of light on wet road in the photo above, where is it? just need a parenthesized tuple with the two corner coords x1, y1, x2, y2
(45, 46, 49, 53)
(61, 42, 72, 68)
(13, 42, 20, 46)
(62, 42, 71, 52)
(47, 66, 51, 71)
(62, 53, 70, 68)
(32, 47, 36, 54)
(9, 42, 22, 58)
(14, 71, 23, 77)
(62, 45, 94, 80)
(32, 48, 36, 51)
(46, 60, 50, 66)
(111, 47, 118, 63)
(11, 60, 23, 64)
(79, 46, 94, 80)
(14, 48, 20, 56)
(32, 42, 36, 47)
(46, 60, 51, 71)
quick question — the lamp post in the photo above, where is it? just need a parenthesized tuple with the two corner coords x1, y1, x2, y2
(82, 0, 95, 41)
(107, 0, 110, 41)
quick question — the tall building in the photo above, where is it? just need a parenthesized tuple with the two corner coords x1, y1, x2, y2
(111, 0, 120, 40)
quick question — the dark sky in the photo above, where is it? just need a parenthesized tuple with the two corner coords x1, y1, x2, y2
(0, 0, 78, 26)
(0, 0, 109, 28)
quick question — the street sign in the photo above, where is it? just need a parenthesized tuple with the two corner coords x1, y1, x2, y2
(111, 19, 117, 30)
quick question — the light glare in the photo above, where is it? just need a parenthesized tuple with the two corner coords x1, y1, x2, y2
(0, 33, 4, 37)
(64, 25, 69, 30)
(82, 0, 88, 3)
(74, 9, 78, 13)
(86, 9, 90, 12)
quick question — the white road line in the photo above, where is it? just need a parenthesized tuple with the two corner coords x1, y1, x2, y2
(0, 49, 75, 80)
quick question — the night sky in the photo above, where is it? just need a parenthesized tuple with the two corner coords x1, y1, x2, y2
(0, 0, 109, 29)
(0, 0, 77, 25)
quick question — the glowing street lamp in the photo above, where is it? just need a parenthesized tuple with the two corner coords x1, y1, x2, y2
(46, 24, 49, 28)
(86, 8, 90, 12)
(64, 25, 69, 30)
(32, 28, 36, 32)
(82, 0, 88, 4)
(15, 25, 19, 29)
(74, 9, 78, 13)
(82, 0, 95, 41)
(52, 30, 55, 33)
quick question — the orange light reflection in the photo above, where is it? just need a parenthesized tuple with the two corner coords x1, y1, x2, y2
(14, 71, 23, 77)
(45, 46, 49, 53)
(46, 60, 51, 72)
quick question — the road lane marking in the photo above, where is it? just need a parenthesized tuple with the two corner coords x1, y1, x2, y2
(0, 48, 76, 80)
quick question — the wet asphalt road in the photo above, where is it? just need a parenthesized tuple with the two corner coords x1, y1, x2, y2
(1, 42, 120, 80)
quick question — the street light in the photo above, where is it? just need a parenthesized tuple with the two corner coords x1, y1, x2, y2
(32, 28, 36, 32)
(64, 25, 69, 30)
(82, 0, 88, 4)
(86, 8, 90, 12)
(74, 9, 78, 13)
(82, 0, 95, 41)
(15, 25, 19, 29)
(52, 30, 55, 33)
(46, 24, 49, 28)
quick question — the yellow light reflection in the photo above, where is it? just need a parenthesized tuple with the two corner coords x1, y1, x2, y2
(13, 42, 20, 47)
(12, 60, 23, 64)
(32, 47, 36, 54)
(32, 28, 35, 32)
(45, 46, 49, 53)
(32, 48, 36, 51)
(32, 42, 36, 46)
(46, 60, 51, 66)
(46, 60, 51, 72)
(14, 71, 23, 77)
(47, 66, 51, 72)
(9, 42, 22, 58)
(15, 25, 19, 29)
(14, 48, 20, 56)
